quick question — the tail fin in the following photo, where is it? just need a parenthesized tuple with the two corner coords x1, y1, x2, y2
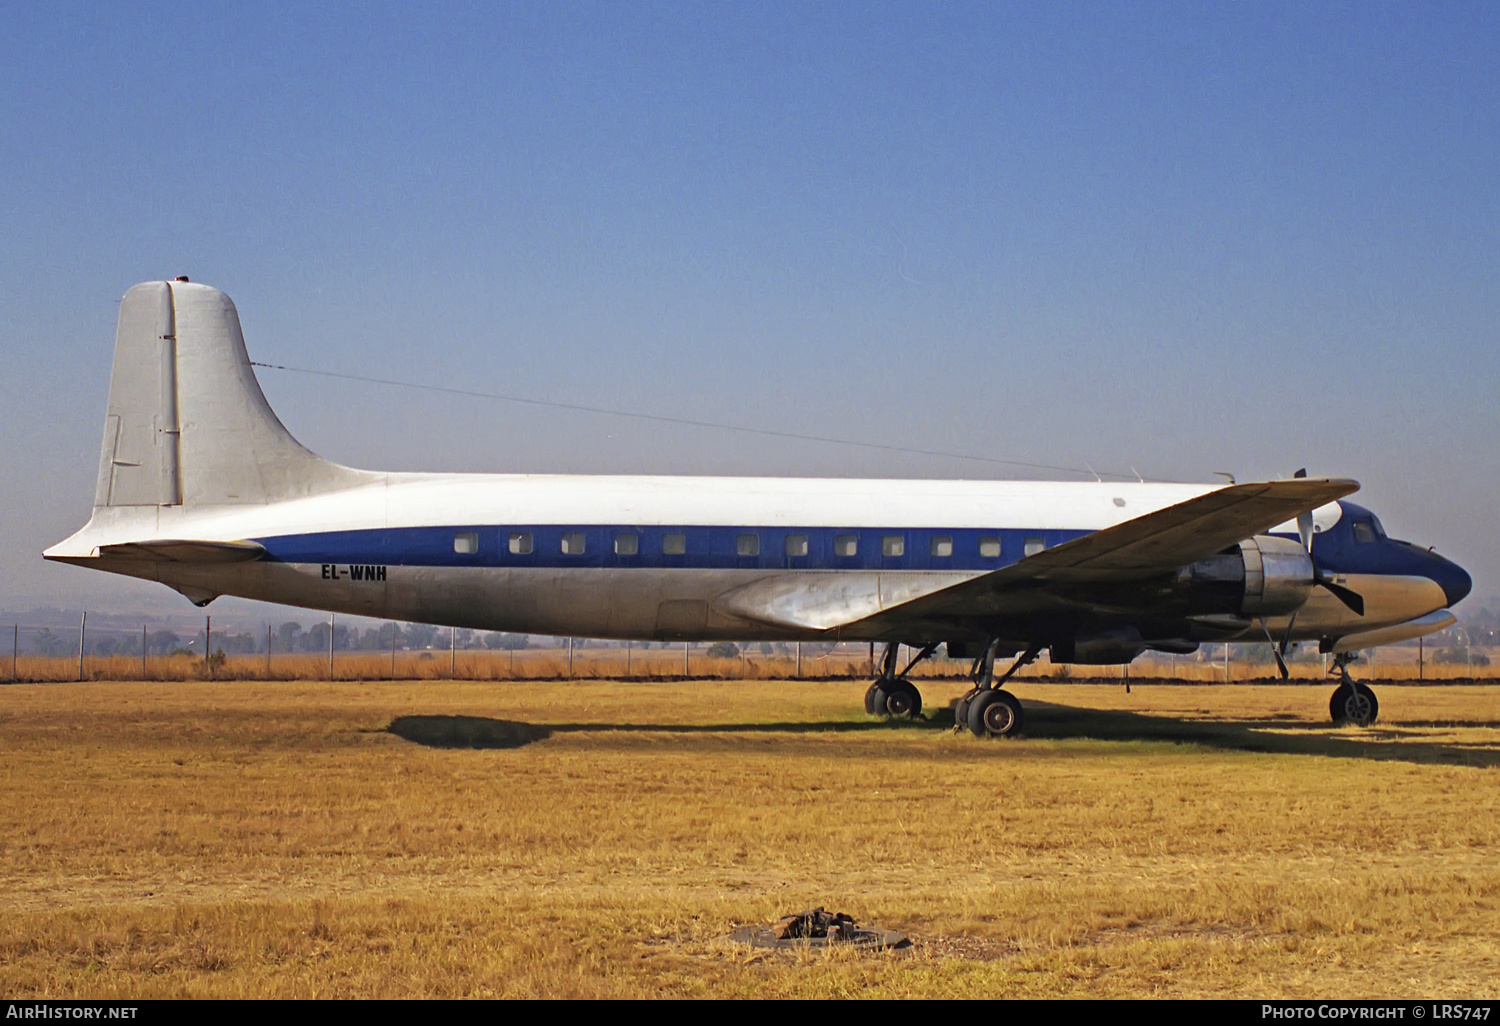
(95, 280, 374, 508)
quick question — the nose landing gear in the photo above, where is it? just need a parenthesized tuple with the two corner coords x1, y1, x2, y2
(1328, 652, 1379, 727)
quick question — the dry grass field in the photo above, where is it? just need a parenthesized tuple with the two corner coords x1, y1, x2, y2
(0, 676, 1497, 998)
(10, 642, 1497, 684)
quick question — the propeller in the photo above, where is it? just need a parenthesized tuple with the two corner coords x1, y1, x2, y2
(1292, 468, 1365, 617)
(1258, 617, 1292, 679)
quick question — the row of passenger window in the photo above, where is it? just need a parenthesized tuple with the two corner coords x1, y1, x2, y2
(458, 530, 1047, 559)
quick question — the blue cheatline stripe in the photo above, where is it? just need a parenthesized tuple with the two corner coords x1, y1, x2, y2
(253, 525, 1094, 572)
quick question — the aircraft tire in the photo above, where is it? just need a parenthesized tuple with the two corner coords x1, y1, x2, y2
(967, 689, 1024, 738)
(883, 679, 922, 718)
(865, 683, 889, 717)
(954, 689, 980, 729)
(1330, 683, 1379, 727)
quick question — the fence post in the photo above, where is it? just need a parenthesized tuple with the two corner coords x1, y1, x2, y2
(683, 641, 689, 677)
(329, 614, 336, 680)
(795, 641, 802, 678)
(449, 626, 456, 678)
(142, 624, 148, 679)
(78, 611, 86, 681)
(205, 615, 212, 680)
(266, 624, 272, 678)
(13, 624, 18, 681)
(567, 636, 574, 678)
(390, 625, 397, 678)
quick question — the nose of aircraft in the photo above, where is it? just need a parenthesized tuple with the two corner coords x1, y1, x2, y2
(1428, 552, 1473, 608)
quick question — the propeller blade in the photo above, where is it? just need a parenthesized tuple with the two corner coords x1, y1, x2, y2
(1258, 617, 1292, 680)
(1292, 469, 1315, 552)
(1277, 612, 1298, 657)
(1317, 578, 1365, 616)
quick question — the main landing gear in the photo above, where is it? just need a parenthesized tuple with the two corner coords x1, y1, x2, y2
(864, 643, 939, 719)
(953, 640, 1040, 739)
(1328, 652, 1379, 727)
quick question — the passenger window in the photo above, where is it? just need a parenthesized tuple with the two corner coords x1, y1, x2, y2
(1024, 537, 1045, 557)
(785, 534, 808, 557)
(508, 532, 533, 555)
(453, 531, 478, 554)
(979, 537, 1001, 558)
(561, 532, 586, 555)
(930, 536, 953, 558)
(663, 533, 686, 555)
(882, 536, 904, 558)
(834, 535, 858, 557)
(614, 533, 639, 556)
(1353, 522, 1376, 544)
(736, 534, 760, 557)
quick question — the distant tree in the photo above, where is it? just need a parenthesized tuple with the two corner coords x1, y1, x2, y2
(32, 628, 66, 657)
(91, 636, 119, 656)
(404, 623, 440, 649)
(304, 622, 331, 652)
(483, 632, 528, 651)
(705, 641, 739, 658)
(1436, 646, 1490, 666)
(276, 622, 304, 654)
(207, 632, 257, 655)
(1232, 642, 1276, 664)
(148, 630, 181, 656)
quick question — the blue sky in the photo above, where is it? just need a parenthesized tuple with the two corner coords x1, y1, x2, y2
(2, 1, 1496, 610)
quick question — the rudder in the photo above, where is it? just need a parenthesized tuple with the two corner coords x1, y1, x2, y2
(95, 280, 373, 508)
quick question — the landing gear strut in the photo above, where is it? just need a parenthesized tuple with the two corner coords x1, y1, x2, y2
(1328, 652, 1379, 727)
(954, 640, 1039, 738)
(864, 642, 938, 719)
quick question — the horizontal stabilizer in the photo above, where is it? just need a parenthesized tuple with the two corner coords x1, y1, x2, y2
(98, 539, 266, 563)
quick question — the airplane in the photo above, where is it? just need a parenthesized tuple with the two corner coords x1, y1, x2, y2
(45, 279, 1472, 736)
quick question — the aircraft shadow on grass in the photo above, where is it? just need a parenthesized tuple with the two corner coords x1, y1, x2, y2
(387, 715, 552, 749)
(388, 702, 1500, 767)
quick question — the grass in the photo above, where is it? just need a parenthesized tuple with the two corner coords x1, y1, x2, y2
(0, 677, 1496, 997)
(10, 644, 1498, 683)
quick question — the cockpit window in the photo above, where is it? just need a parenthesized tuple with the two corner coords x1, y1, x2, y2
(1352, 521, 1377, 544)
(1370, 515, 1387, 538)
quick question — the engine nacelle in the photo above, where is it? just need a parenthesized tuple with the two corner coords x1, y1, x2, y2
(1238, 535, 1315, 617)
(1050, 627, 1146, 665)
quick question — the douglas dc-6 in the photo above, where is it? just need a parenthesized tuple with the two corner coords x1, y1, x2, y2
(46, 280, 1472, 736)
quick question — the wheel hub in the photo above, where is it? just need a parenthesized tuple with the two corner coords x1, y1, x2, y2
(982, 700, 1015, 735)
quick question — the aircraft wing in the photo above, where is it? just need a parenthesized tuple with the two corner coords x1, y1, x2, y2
(718, 478, 1359, 632)
(982, 477, 1358, 583)
(97, 539, 267, 563)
